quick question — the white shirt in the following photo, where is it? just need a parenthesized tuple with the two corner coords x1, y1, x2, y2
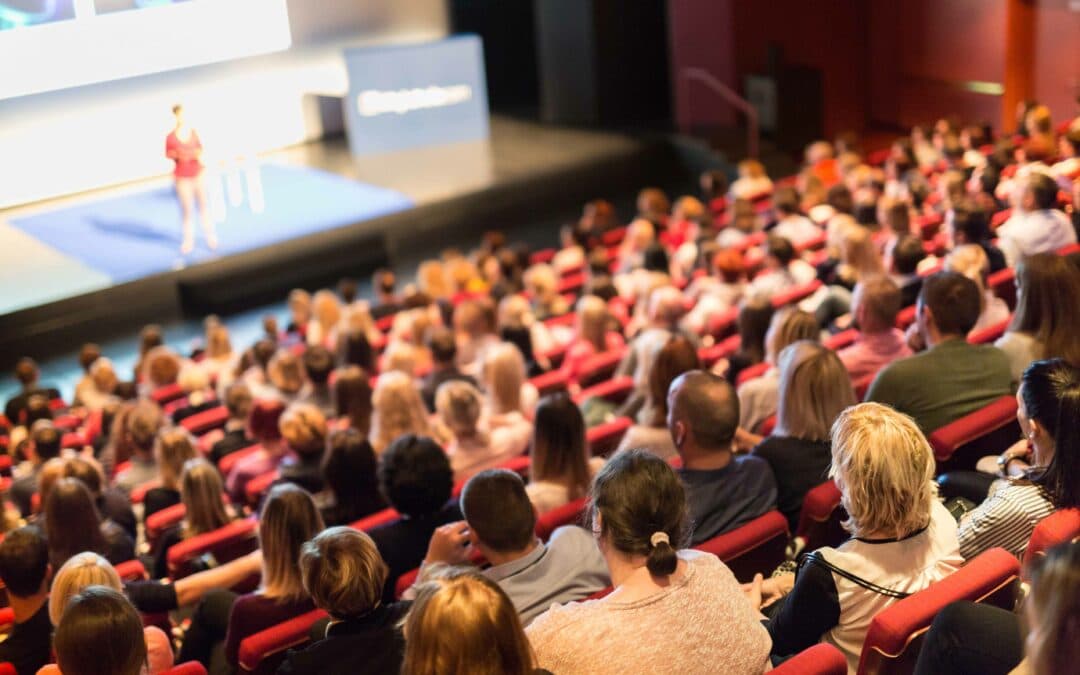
(996, 208, 1076, 267)
(772, 215, 823, 246)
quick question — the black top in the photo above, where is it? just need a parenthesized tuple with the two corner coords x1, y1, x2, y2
(979, 241, 1007, 274)
(369, 501, 463, 603)
(210, 428, 255, 466)
(764, 559, 840, 662)
(420, 368, 477, 412)
(151, 525, 184, 580)
(752, 436, 832, 532)
(0, 602, 52, 675)
(898, 276, 923, 311)
(171, 399, 218, 425)
(99, 488, 138, 540)
(125, 579, 180, 614)
(4, 386, 61, 426)
(9, 471, 39, 518)
(143, 487, 182, 521)
(276, 602, 410, 675)
(277, 455, 325, 495)
(370, 301, 402, 321)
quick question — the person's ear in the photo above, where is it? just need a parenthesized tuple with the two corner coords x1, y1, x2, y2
(672, 420, 688, 447)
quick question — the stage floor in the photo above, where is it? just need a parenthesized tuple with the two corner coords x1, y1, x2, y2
(0, 116, 643, 316)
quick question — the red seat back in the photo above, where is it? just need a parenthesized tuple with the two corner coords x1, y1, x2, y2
(771, 279, 823, 309)
(698, 335, 741, 367)
(895, 305, 917, 329)
(1023, 508, 1080, 572)
(528, 369, 570, 397)
(823, 329, 859, 352)
(796, 480, 848, 552)
(114, 559, 149, 582)
(129, 479, 164, 505)
(151, 383, 186, 406)
(705, 306, 740, 341)
(573, 375, 634, 406)
(349, 507, 401, 532)
(857, 548, 1020, 675)
(772, 643, 848, 675)
(0, 664, 16, 675)
(586, 416, 632, 457)
(218, 444, 262, 475)
(452, 455, 531, 497)
(181, 406, 230, 436)
(576, 348, 627, 388)
(237, 609, 328, 675)
(167, 519, 258, 579)
(736, 362, 771, 388)
(163, 662, 208, 675)
(244, 471, 279, 507)
(535, 496, 589, 541)
(693, 510, 789, 583)
(987, 267, 1017, 310)
(928, 396, 1020, 472)
(967, 317, 1011, 345)
(146, 502, 189, 547)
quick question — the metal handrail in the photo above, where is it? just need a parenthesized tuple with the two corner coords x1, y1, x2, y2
(678, 67, 759, 159)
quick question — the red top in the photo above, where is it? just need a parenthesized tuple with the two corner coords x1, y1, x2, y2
(166, 129, 203, 178)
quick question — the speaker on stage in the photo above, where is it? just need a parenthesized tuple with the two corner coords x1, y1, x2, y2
(534, 0, 670, 126)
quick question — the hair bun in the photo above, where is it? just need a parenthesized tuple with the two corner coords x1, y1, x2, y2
(645, 532, 677, 577)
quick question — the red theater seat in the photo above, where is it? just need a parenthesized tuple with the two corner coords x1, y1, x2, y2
(535, 496, 589, 541)
(757, 414, 777, 436)
(146, 502, 188, 547)
(857, 548, 1020, 675)
(0, 664, 16, 675)
(1023, 508, 1080, 571)
(164, 664, 208, 675)
(237, 609, 328, 675)
(115, 559, 149, 582)
(736, 362, 770, 388)
(895, 305, 917, 329)
(529, 369, 570, 397)
(796, 480, 847, 553)
(823, 329, 858, 351)
(129, 479, 164, 505)
(698, 334, 741, 368)
(705, 306, 740, 340)
(452, 455, 531, 497)
(573, 375, 634, 406)
(967, 317, 1011, 345)
(168, 519, 259, 579)
(180, 405, 230, 436)
(349, 507, 401, 532)
(854, 372, 876, 401)
(218, 444, 262, 475)
(244, 471, 279, 507)
(928, 396, 1020, 471)
(771, 644, 848, 675)
(575, 348, 627, 387)
(988, 268, 1017, 310)
(586, 416, 632, 457)
(151, 383, 186, 406)
(0, 608, 14, 633)
(771, 280, 822, 310)
(693, 510, 789, 583)
(529, 248, 556, 265)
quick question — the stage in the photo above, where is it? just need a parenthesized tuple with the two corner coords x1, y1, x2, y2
(0, 116, 699, 366)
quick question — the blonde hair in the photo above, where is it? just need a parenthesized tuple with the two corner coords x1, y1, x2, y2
(765, 308, 819, 363)
(268, 350, 307, 395)
(89, 358, 118, 395)
(524, 264, 558, 301)
(383, 342, 419, 377)
(371, 371, 430, 453)
(418, 261, 449, 299)
(435, 380, 485, 441)
(259, 484, 325, 602)
(402, 569, 536, 675)
(299, 527, 387, 620)
(279, 403, 328, 456)
(482, 343, 526, 415)
(497, 294, 534, 332)
(672, 196, 705, 221)
(312, 290, 342, 334)
(154, 427, 198, 489)
(829, 402, 935, 539)
(205, 324, 232, 359)
(180, 458, 230, 537)
(840, 224, 885, 281)
(576, 295, 609, 352)
(49, 553, 122, 626)
(775, 341, 856, 441)
(288, 289, 311, 324)
(37, 458, 69, 513)
(177, 364, 210, 394)
(945, 243, 990, 291)
(738, 158, 766, 179)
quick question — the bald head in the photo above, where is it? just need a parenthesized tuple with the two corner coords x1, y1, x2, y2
(666, 370, 739, 451)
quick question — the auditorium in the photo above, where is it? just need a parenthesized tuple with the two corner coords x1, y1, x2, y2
(0, 1, 1078, 674)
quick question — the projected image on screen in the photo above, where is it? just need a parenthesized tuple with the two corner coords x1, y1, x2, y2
(94, 0, 191, 16)
(0, 1, 75, 30)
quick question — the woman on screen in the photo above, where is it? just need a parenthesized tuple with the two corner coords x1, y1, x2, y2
(166, 103, 216, 254)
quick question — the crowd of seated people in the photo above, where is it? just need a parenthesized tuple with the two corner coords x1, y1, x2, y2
(0, 102, 1076, 674)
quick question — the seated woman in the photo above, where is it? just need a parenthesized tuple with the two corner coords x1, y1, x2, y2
(151, 458, 234, 579)
(225, 398, 287, 503)
(751, 341, 856, 531)
(560, 295, 626, 382)
(276, 403, 329, 495)
(332, 366, 373, 434)
(177, 484, 324, 671)
(527, 450, 772, 674)
(498, 294, 558, 366)
(44, 553, 173, 674)
(45, 478, 134, 570)
(317, 429, 386, 526)
(614, 336, 699, 460)
(170, 366, 217, 425)
(994, 254, 1080, 383)
(912, 539, 1080, 675)
(278, 527, 409, 675)
(481, 343, 538, 425)
(404, 568, 544, 675)
(956, 358, 1080, 561)
(144, 428, 198, 519)
(437, 380, 528, 483)
(737, 308, 820, 436)
(756, 402, 963, 671)
(45, 586, 150, 675)
(525, 393, 604, 515)
(945, 244, 1010, 336)
(369, 371, 431, 455)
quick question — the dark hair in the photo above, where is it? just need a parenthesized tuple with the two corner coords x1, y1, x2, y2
(737, 298, 774, 365)
(767, 235, 796, 266)
(643, 243, 669, 274)
(0, 527, 49, 597)
(45, 478, 107, 570)
(892, 235, 926, 276)
(252, 339, 277, 372)
(54, 586, 147, 675)
(338, 332, 375, 371)
(530, 393, 590, 501)
(333, 366, 373, 436)
(14, 357, 38, 386)
(378, 434, 452, 517)
(951, 207, 991, 244)
(1011, 254, 1080, 366)
(772, 186, 800, 215)
(224, 382, 253, 421)
(668, 370, 739, 448)
(138, 325, 163, 356)
(303, 346, 335, 385)
(648, 336, 701, 427)
(1028, 173, 1059, 211)
(1021, 359, 1080, 508)
(499, 326, 536, 371)
(322, 429, 385, 523)
(591, 450, 687, 576)
(23, 395, 53, 427)
(427, 327, 457, 364)
(248, 399, 286, 443)
(64, 457, 103, 497)
(461, 470, 536, 553)
(826, 185, 853, 214)
(78, 344, 101, 373)
(337, 277, 358, 304)
(32, 424, 62, 461)
(854, 200, 878, 227)
(919, 271, 982, 336)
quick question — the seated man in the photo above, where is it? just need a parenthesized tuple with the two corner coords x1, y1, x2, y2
(300, 346, 336, 418)
(770, 186, 823, 246)
(666, 370, 777, 545)
(890, 235, 926, 309)
(747, 235, 817, 301)
(419, 469, 609, 625)
(209, 383, 255, 466)
(4, 358, 61, 427)
(420, 328, 477, 413)
(997, 172, 1077, 267)
(867, 271, 1012, 433)
(0, 527, 53, 675)
(10, 423, 62, 517)
(837, 275, 913, 382)
(368, 434, 462, 604)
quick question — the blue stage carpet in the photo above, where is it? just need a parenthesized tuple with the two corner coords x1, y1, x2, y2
(10, 164, 414, 283)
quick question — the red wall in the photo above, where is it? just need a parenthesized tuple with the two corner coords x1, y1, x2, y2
(1031, 0, 1080, 121)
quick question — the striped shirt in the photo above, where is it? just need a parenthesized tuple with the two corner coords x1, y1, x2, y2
(958, 479, 1055, 560)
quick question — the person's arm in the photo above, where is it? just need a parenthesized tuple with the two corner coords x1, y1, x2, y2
(173, 551, 262, 608)
(763, 559, 841, 658)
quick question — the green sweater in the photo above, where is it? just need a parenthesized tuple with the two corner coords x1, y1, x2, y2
(866, 338, 1013, 433)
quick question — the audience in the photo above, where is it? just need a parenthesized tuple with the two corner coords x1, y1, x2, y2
(616, 335, 700, 459)
(276, 403, 329, 495)
(209, 382, 254, 465)
(525, 393, 603, 514)
(225, 398, 287, 502)
(44, 477, 134, 570)
(479, 343, 537, 427)
(301, 345, 336, 418)
(152, 457, 233, 579)
(526, 449, 772, 674)
(112, 400, 164, 494)
(0, 528, 54, 675)
(867, 271, 1012, 432)
(436, 380, 528, 482)
(737, 308, 819, 435)
(4, 358, 60, 426)
(944, 244, 1011, 335)
(837, 275, 912, 381)
(10, 423, 62, 517)
(420, 469, 609, 624)
(560, 295, 625, 381)
(997, 172, 1076, 266)
(420, 328, 476, 412)
(757, 402, 962, 670)
(48, 586, 150, 675)
(144, 427, 197, 518)
(666, 370, 777, 544)
(318, 428, 386, 526)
